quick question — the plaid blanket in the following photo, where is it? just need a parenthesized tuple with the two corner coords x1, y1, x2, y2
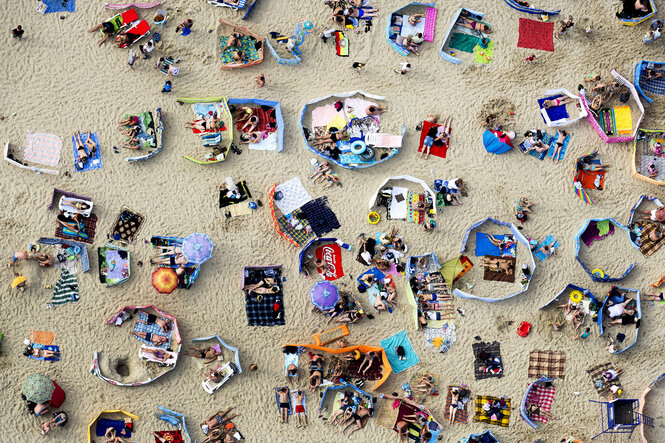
(634, 221, 665, 257)
(23, 131, 62, 167)
(327, 355, 383, 382)
(52, 268, 79, 305)
(55, 213, 97, 245)
(588, 363, 622, 397)
(472, 341, 503, 380)
(276, 211, 314, 246)
(109, 206, 145, 245)
(133, 312, 172, 349)
(244, 266, 285, 326)
(526, 383, 555, 423)
(474, 395, 511, 427)
(443, 385, 471, 424)
(300, 197, 340, 237)
(528, 350, 566, 379)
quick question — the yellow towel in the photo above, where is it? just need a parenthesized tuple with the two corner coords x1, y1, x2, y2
(613, 106, 632, 135)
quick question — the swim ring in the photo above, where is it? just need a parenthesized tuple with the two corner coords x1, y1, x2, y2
(591, 268, 605, 278)
(29, 243, 40, 253)
(569, 290, 583, 304)
(368, 212, 380, 224)
(350, 140, 366, 155)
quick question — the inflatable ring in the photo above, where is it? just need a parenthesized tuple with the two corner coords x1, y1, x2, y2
(592, 268, 605, 278)
(569, 290, 584, 304)
(28, 243, 40, 253)
(350, 140, 366, 155)
(368, 212, 380, 224)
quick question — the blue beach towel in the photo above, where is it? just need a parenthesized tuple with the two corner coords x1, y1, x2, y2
(95, 419, 130, 438)
(275, 388, 292, 415)
(42, 0, 75, 13)
(545, 131, 572, 161)
(29, 343, 60, 361)
(380, 330, 420, 374)
(72, 132, 102, 172)
(538, 95, 569, 124)
(524, 132, 555, 160)
(533, 234, 559, 261)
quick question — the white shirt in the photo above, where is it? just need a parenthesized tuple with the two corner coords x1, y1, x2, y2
(400, 62, 411, 72)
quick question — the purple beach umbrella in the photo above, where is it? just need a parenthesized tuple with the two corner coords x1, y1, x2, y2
(310, 281, 340, 311)
(181, 233, 214, 264)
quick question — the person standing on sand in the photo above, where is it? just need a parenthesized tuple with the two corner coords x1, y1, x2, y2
(127, 49, 139, 71)
(255, 74, 265, 88)
(12, 25, 24, 40)
(394, 62, 411, 75)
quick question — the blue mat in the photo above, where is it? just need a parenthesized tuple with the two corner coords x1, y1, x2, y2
(545, 131, 572, 161)
(533, 234, 559, 261)
(95, 418, 130, 438)
(475, 233, 518, 257)
(29, 343, 60, 361)
(72, 132, 102, 172)
(133, 312, 172, 349)
(380, 330, 419, 374)
(523, 132, 555, 160)
(538, 95, 569, 124)
(42, 0, 75, 13)
(357, 268, 386, 288)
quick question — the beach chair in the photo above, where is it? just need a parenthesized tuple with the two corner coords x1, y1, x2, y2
(107, 8, 139, 34)
(202, 362, 238, 394)
(365, 132, 403, 148)
(117, 20, 151, 48)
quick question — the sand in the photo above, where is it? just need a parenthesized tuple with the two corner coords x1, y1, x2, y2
(2, 0, 665, 442)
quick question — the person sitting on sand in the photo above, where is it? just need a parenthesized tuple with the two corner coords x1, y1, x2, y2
(408, 13, 424, 26)
(308, 354, 325, 391)
(202, 407, 239, 434)
(293, 390, 307, 428)
(366, 105, 386, 116)
(402, 35, 421, 54)
(187, 344, 222, 363)
(357, 351, 379, 375)
(239, 131, 263, 144)
(543, 96, 576, 109)
(526, 403, 555, 420)
(457, 16, 492, 33)
(150, 253, 188, 267)
(89, 20, 117, 45)
(136, 311, 172, 333)
(341, 403, 372, 437)
(133, 331, 168, 346)
(40, 411, 68, 436)
(551, 130, 569, 163)
(24, 345, 60, 360)
(312, 128, 349, 146)
(222, 31, 244, 52)
(413, 373, 437, 395)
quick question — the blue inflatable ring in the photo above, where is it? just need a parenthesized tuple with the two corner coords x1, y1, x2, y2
(350, 140, 366, 155)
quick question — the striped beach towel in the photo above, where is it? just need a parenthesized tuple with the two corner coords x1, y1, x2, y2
(407, 193, 424, 224)
(52, 269, 80, 305)
(23, 131, 62, 167)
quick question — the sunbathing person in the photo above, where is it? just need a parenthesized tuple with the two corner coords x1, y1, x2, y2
(136, 311, 172, 332)
(357, 351, 379, 374)
(243, 277, 280, 295)
(202, 407, 239, 434)
(187, 344, 223, 363)
(286, 362, 299, 384)
(222, 31, 244, 52)
(152, 245, 182, 257)
(310, 161, 332, 182)
(643, 290, 665, 301)
(145, 348, 172, 362)
(536, 243, 557, 258)
(327, 392, 353, 425)
(292, 390, 307, 428)
(605, 297, 636, 319)
(448, 387, 470, 425)
(341, 403, 372, 437)
(413, 373, 437, 395)
(551, 130, 569, 163)
(543, 96, 576, 109)
(231, 50, 245, 62)
(73, 131, 89, 170)
(308, 354, 325, 391)
(526, 403, 555, 420)
(457, 16, 492, 33)
(646, 69, 665, 80)
(408, 13, 424, 26)
(366, 105, 386, 116)
(342, 6, 379, 19)
(56, 213, 86, 238)
(487, 233, 517, 251)
(133, 331, 168, 346)
(482, 257, 514, 275)
(150, 253, 188, 267)
(418, 292, 451, 302)
(312, 128, 349, 146)
(239, 132, 263, 144)
(105, 427, 129, 443)
(89, 20, 117, 45)
(24, 345, 60, 359)
(334, 309, 362, 323)
(638, 206, 665, 221)
(577, 157, 611, 172)
(185, 117, 222, 132)
(116, 32, 141, 47)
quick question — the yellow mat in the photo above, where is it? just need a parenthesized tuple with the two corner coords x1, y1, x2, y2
(613, 106, 632, 135)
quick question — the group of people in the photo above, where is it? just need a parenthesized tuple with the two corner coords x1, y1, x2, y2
(200, 407, 241, 443)
(410, 270, 454, 327)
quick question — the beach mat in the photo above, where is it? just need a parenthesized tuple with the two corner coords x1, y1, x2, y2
(55, 213, 97, 245)
(133, 312, 172, 349)
(473, 395, 511, 427)
(30, 330, 55, 345)
(472, 341, 503, 380)
(546, 131, 572, 160)
(517, 18, 554, 52)
(244, 266, 285, 327)
(314, 325, 349, 346)
(526, 383, 555, 424)
(528, 350, 566, 379)
(417, 120, 449, 159)
(154, 431, 183, 443)
(72, 132, 102, 172)
(275, 388, 292, 415)
(41, 0, 75, 13)
(634, 221, 665, 257)
(449, 32, 479, 53)
(29, 343, 60, 361)
(483, 255, 516, 283)
(443, 385, 470, 424)
(108, 206, 145, 245)
(474, 40, 494, 64)
(588, 362, 622, 397)
(380, 330, 419, 374)
(533, 235, 559, 261)
(376, 397, 400, 429)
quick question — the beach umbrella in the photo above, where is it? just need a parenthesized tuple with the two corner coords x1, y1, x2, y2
(483, 129, 514, 154)
(151, 267, 179, 294)
(310, 281, 340, 311)
(181, 233, 214, 264)
(22, 373, 56, 405)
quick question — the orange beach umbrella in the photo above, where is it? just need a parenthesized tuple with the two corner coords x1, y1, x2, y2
(151, 267, 179, 294)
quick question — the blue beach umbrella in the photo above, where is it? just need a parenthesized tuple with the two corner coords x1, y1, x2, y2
(181, 233, 214, 264)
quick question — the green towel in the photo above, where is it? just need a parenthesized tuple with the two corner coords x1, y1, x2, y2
(449, 33, 480, 53)
(597, 219, 610, 237)
(52, 268, 79, 305)
(474, 40, 494, 64)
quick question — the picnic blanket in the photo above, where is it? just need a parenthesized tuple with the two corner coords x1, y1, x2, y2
(244, 266, 285, 326)
(41, 0, 76, 13)
(274, 177, 312, 215)
(154, 431, 183, 443)
(517, 18, 554, 52)
(133, 312, 172, 349)
(474, 395, 511, 427)
(276, 212, 314, 246)
(52, 268, 80, 305)
(581, 220, 614, 247)
(528, 350, 566, 379)
(380, 330, 419, 374)
(474, 39, 494, 64)
(483, 255, 516, 283)
(472, 341, 503, 380)
(300, 197, 340, 237)
(443, 385, 471, 424)
(588, 362, 622, 397)
(220, 35, 260, 65)
(72, 132, 102, 172)
(346, 354, 383, 380)
(533, 235, 559, 261)
(55, 213, 97, 245)
(632, 221, 665, 257)
(449, 32, 479, 53)
(417, 120, 449, 159)
(23, 131, 62, 167)
(109, 206, 145, 245)
(424, 321, 456, 352)
(526, 383, 556, 424)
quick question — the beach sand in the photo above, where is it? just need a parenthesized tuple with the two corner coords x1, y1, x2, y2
(2, 0, 665, 442)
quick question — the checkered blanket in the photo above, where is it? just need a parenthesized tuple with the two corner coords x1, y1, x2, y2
(244, 266, 285, 326)
(276, 212, 314, 246)
(133, 312, 172, 349)
(526, 384, 555, 423)
(634, 221, 665, 257)
(23, 131, 62, 167)
(444, 385, 470, 424)
(474, 395, 511, 427)
(587, 363, 622, 397)
(55, 213, 97, 245)
(300, 197, 340, 237)
(528, 350, 566, 379)
(472, 341, 503, 380)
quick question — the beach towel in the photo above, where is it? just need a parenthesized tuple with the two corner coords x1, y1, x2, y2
(400, 15, 426, 37)
(220, 35, 259, 65)
(312, 105, 346, 130)
(108, 206, 145, 245)
(417, 121, 449, 159)
(335, 31, 349, 56)
(140, 346, 177, 365)
(29, 343, 60, 361)
(588, 362, 622, 397)
(613, 106, 632, 135)
(474, 39, 494, 64)
(449, 32, 480, 53)
(526, 383, 556, 424)
(424, 321, 456, 352)
(55, 213, 97, 245)
(23, 131, 62, 167)
(284, 349, 300, 377)
(633, 221, 665, 257)
(538, 95, 569, 123)
(276, 213, 314, 246)
(343, 354, 383, 381)
(517, 18, 554, 52)
(444, 386, 470, 424)
(474, 233, 514, 257)
(533, 235, 559, 261)
(300, 197, 340, 237)
(274, 177, 312, 215)
(96, 419, 130, 438)
(473, 341, 503, 380)
(244, 266, 285, 327)
(483, 255, 516, 283)
(42, 0, 75, 13)
(376, 396, 400, 429)
(407, 193, 425, 224)
(105, 2, 162, 10)
(30, 330, 55, 345)
(380, 330, 420, 374)
(154, 431, 183, 443)
(52, 269, 79, 305)
(275, 388, 292, 415)
(474, 396, 511, 427)
(528, 350, 566, 379)
(133, 312, 172, 349)
(576, 169, 605, 192)
(72, 132, 102, 172)
(546, 131, 572, 160)
(580, 220, 614, 247)
(389, 187, 409, 219)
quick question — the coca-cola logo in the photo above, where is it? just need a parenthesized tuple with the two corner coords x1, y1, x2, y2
(316, 243, 344, 281)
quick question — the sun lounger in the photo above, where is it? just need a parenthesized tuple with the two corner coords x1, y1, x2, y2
(117, 19, 150, 48)
(208, 0, 247, 10)
(202, 362, 238, 394)
(365, 132, 403, 148)
(106, 8, 139, 34)
(139, 345, 178, 366)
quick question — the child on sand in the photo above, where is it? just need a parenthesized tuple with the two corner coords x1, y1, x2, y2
(394, 62, 411, 75)
(11, 25, 24, 40)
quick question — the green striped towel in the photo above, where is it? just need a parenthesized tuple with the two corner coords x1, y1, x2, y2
(52, 269, 79, 305)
